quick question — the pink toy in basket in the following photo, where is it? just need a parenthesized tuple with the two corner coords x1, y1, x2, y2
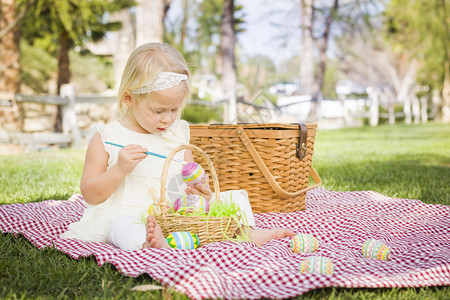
(181, 162, 209, 189)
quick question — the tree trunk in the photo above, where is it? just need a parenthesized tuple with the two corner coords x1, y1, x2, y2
(369, 89, 379, 126)
(316, 0, 338, 95)
(55, 30, 71, 132)
(111, 8, 135, 92)
(388, 99, 395, 125)
(304, 0, 339, 122)
(0, 0, 24, 131)
(0, 0, 36, 39)
(299, 0, 315, 96)
(136, 0, 165, 45)
(412, 91, 420, 124)
(403, 93, 412, 124)
(439, 0, 450, 122)
(220, 0, 237, 124)
(420, 96, 428, 123)
(300, 0, 316, 121)
(431, 89, 440, 119)
(441, 60, 450, 122)
(397, 59, 418, 125)
(0, 0, 21, 94)
(179, 0, 188, 49)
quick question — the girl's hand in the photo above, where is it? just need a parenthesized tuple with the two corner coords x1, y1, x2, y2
(116, 144, 148, 176)
(185, 184, 213, 202)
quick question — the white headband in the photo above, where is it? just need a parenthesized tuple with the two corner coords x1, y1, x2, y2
(131, 71, 188, 95)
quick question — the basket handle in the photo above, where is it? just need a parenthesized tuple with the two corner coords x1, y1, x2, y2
(158, 144, 221, 216)
(236, 126, 322, 198)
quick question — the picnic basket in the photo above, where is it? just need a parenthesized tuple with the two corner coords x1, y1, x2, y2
(154, 144, 239, 245)
(189, 123, 322, 213)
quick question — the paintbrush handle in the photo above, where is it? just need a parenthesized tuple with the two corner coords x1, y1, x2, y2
(104, 141, 187, 165)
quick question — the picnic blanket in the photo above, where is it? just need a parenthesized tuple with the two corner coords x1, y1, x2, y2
(1, 189, 449, 299)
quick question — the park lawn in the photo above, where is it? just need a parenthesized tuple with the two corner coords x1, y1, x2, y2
(0, 122, 449, 299)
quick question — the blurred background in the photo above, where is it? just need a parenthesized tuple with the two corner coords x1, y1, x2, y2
(0, 0, 449, 151)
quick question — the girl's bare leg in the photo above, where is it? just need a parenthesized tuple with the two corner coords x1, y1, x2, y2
(237, 227, 296, 246)
(143, 216, 170, 249)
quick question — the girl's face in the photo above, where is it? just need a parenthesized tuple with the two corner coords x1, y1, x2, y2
(126, 85, 186, 134)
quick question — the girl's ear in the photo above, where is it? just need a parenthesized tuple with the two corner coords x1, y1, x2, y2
(122, 90, 134, 107)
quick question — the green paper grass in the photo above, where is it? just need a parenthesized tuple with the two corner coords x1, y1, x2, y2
(148, 192, 251, 243)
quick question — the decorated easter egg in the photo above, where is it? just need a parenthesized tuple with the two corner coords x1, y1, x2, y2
(362, 239, 391, 260)
(300, 256, 335, 275)
(290, 234, 319, 253)
(166, 231, 200, 250)
(181, 162, 209, 189)
(173, 194, 209, 214)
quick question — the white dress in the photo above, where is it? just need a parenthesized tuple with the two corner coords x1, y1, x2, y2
(61, 119, 189, 244)
(61, 119, 255, 250)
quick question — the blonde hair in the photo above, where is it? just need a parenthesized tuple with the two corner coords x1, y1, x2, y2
(117, 43, 191, 116)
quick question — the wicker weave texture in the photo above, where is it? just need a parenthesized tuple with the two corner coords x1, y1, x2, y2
(189, 124, 317, 213)
(155, 144, 238, 246)
(156, 214, 238, 245)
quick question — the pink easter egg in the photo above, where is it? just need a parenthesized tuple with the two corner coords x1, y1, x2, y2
(181, 162, 209, 189)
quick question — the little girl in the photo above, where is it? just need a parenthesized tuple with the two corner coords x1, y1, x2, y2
(62, 43, 295, 250)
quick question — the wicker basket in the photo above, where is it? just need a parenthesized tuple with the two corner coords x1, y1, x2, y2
(189, 123, 322, 213)
(154, 144, 239, 246)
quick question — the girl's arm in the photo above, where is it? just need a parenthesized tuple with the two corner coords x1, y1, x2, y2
(80, 132, 148, 205)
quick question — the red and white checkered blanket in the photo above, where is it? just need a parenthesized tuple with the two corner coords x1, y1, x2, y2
(1, 189, 449, 299)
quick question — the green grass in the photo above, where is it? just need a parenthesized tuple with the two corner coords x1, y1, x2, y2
(0, 150, 85, 204)
(312, 122, 450, 204)
(1, 122, 449, 299)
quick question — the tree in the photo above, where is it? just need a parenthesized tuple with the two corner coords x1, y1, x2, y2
(164, 0, 201, 64)
(299, 0, 382, 121)
(0, 0, 24, 131)
(165, 0, 245, 122)
(220, 0, 237, 123)
(20, 0, 135, 131)
(136, 0, 173, 45)
(300, 0, 315, 97)
(0, 0, 22, 94)
(300, 0, 340, 121)
(0, 0, 35, 39)
(193, 0, 229, 73)
(239, 55, 277, 101)
(385, 0, 450, 122)
(335, 30, 420, 124)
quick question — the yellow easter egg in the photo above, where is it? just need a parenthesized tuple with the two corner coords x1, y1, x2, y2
(362, 239, 391, 260)
(290, 234, 319, 253)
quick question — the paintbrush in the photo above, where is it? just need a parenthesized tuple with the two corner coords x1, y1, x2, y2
(105, 141, 187, 165)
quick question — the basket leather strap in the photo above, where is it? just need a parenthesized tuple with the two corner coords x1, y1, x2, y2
(236, 126, 322, 199)
(297, 123, 308, 159)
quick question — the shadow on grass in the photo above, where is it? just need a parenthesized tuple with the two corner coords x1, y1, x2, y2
(315, 153, 450, 205)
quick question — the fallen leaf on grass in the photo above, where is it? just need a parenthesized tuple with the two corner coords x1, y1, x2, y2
(131, 284, 164, 292)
